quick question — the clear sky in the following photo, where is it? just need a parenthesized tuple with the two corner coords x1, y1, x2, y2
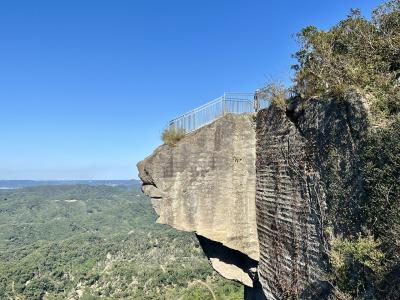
(0, 0, 382, 180)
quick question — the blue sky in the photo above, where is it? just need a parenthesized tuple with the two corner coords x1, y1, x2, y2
(0, 0, 381, 180)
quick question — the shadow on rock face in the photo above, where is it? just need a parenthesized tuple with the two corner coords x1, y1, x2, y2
(196, 234, 266, 299)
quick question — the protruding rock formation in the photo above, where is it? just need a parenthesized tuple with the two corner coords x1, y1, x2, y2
(138, 113, 260, 289)
(138, 93, 370, 300)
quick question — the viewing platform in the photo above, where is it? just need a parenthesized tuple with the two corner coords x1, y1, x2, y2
(168, 92, 268, 134)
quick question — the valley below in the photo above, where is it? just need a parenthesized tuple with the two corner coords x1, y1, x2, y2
(0, 181, 242, 299)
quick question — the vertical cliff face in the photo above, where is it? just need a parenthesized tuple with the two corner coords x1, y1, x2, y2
(138, 93, 370, 299)
(256, 105, 330, 299)
(137, 113, 260, 288)
(256, 93, 369, 299)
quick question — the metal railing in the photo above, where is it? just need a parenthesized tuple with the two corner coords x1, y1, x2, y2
(168, 93, 259, 133)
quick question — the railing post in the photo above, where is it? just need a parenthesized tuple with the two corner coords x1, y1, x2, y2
(222, 93, 226, 116)
(253, 90, 260, 112)
(167, 92, 256, 134)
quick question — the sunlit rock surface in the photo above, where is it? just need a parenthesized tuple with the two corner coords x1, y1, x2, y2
(137, 93, 369, 300)
(138, 113, 259, 288)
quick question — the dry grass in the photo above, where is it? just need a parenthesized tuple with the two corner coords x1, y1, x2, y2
(161, 127, 186, 145)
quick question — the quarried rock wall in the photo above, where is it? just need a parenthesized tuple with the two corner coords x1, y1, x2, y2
(138, 93, 369, 300)
(255, 94, 369, 299)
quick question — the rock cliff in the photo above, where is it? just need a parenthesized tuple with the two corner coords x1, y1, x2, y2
(137, 113, 260, 289)
(138, 93, 370, 299)
(256, 93, 368, 299)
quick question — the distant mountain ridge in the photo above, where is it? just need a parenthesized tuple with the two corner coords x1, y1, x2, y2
(0, 179, 140, 189)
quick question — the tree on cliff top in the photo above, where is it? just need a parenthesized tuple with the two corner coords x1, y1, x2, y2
(290, 2, 400, 297)
(292, 0, 400, 123)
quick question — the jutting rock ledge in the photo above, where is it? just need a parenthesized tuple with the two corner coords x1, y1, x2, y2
(138, 93, 370, 300)
(138, 113, 260, 289)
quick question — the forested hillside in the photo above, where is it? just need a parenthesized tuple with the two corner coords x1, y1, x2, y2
(0, 184, 242, 299)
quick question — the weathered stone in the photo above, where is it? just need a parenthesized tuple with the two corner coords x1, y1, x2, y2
(137, 93, 370, 299)
(255, 94, 369, 299)
(196, 234, 259, 288)
(137, 113, 259, 287)
(256, 104, 330, 299)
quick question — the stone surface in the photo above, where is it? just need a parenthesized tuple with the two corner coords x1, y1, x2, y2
(256, 104, 330, 299)
(137, 93, 369, 299)
(196, 234, 259, 288)
(138, 113, 259, 287)
(255, 94, 368, 299)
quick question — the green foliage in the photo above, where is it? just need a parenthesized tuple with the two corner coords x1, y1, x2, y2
(326, 117, 400, 298)
(161, 127, 186, 145)
(330, 234, 385, 298)
(361, 117, 400, 249)
(291, 2, 400, 296)
(0, 184, 242, 299)
(360, 117, 400, 300)
(292, 0, 400, 122)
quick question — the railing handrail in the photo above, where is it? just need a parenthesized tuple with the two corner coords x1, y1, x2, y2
(224, 92, 254, 98)
(169, 96, 224, 123)
(168, 92, 267, 134)
(169, 92, 254, 123)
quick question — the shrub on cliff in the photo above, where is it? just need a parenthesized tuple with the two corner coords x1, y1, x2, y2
(257, 82, 289, 110)
(360, 117, 400, 299)
(161, 127, 186, 145)
(330, 234, 385, 298)
(290, 2, 400, 297)
(292, 0, 400, 123)
(362, 117, 400, 245)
